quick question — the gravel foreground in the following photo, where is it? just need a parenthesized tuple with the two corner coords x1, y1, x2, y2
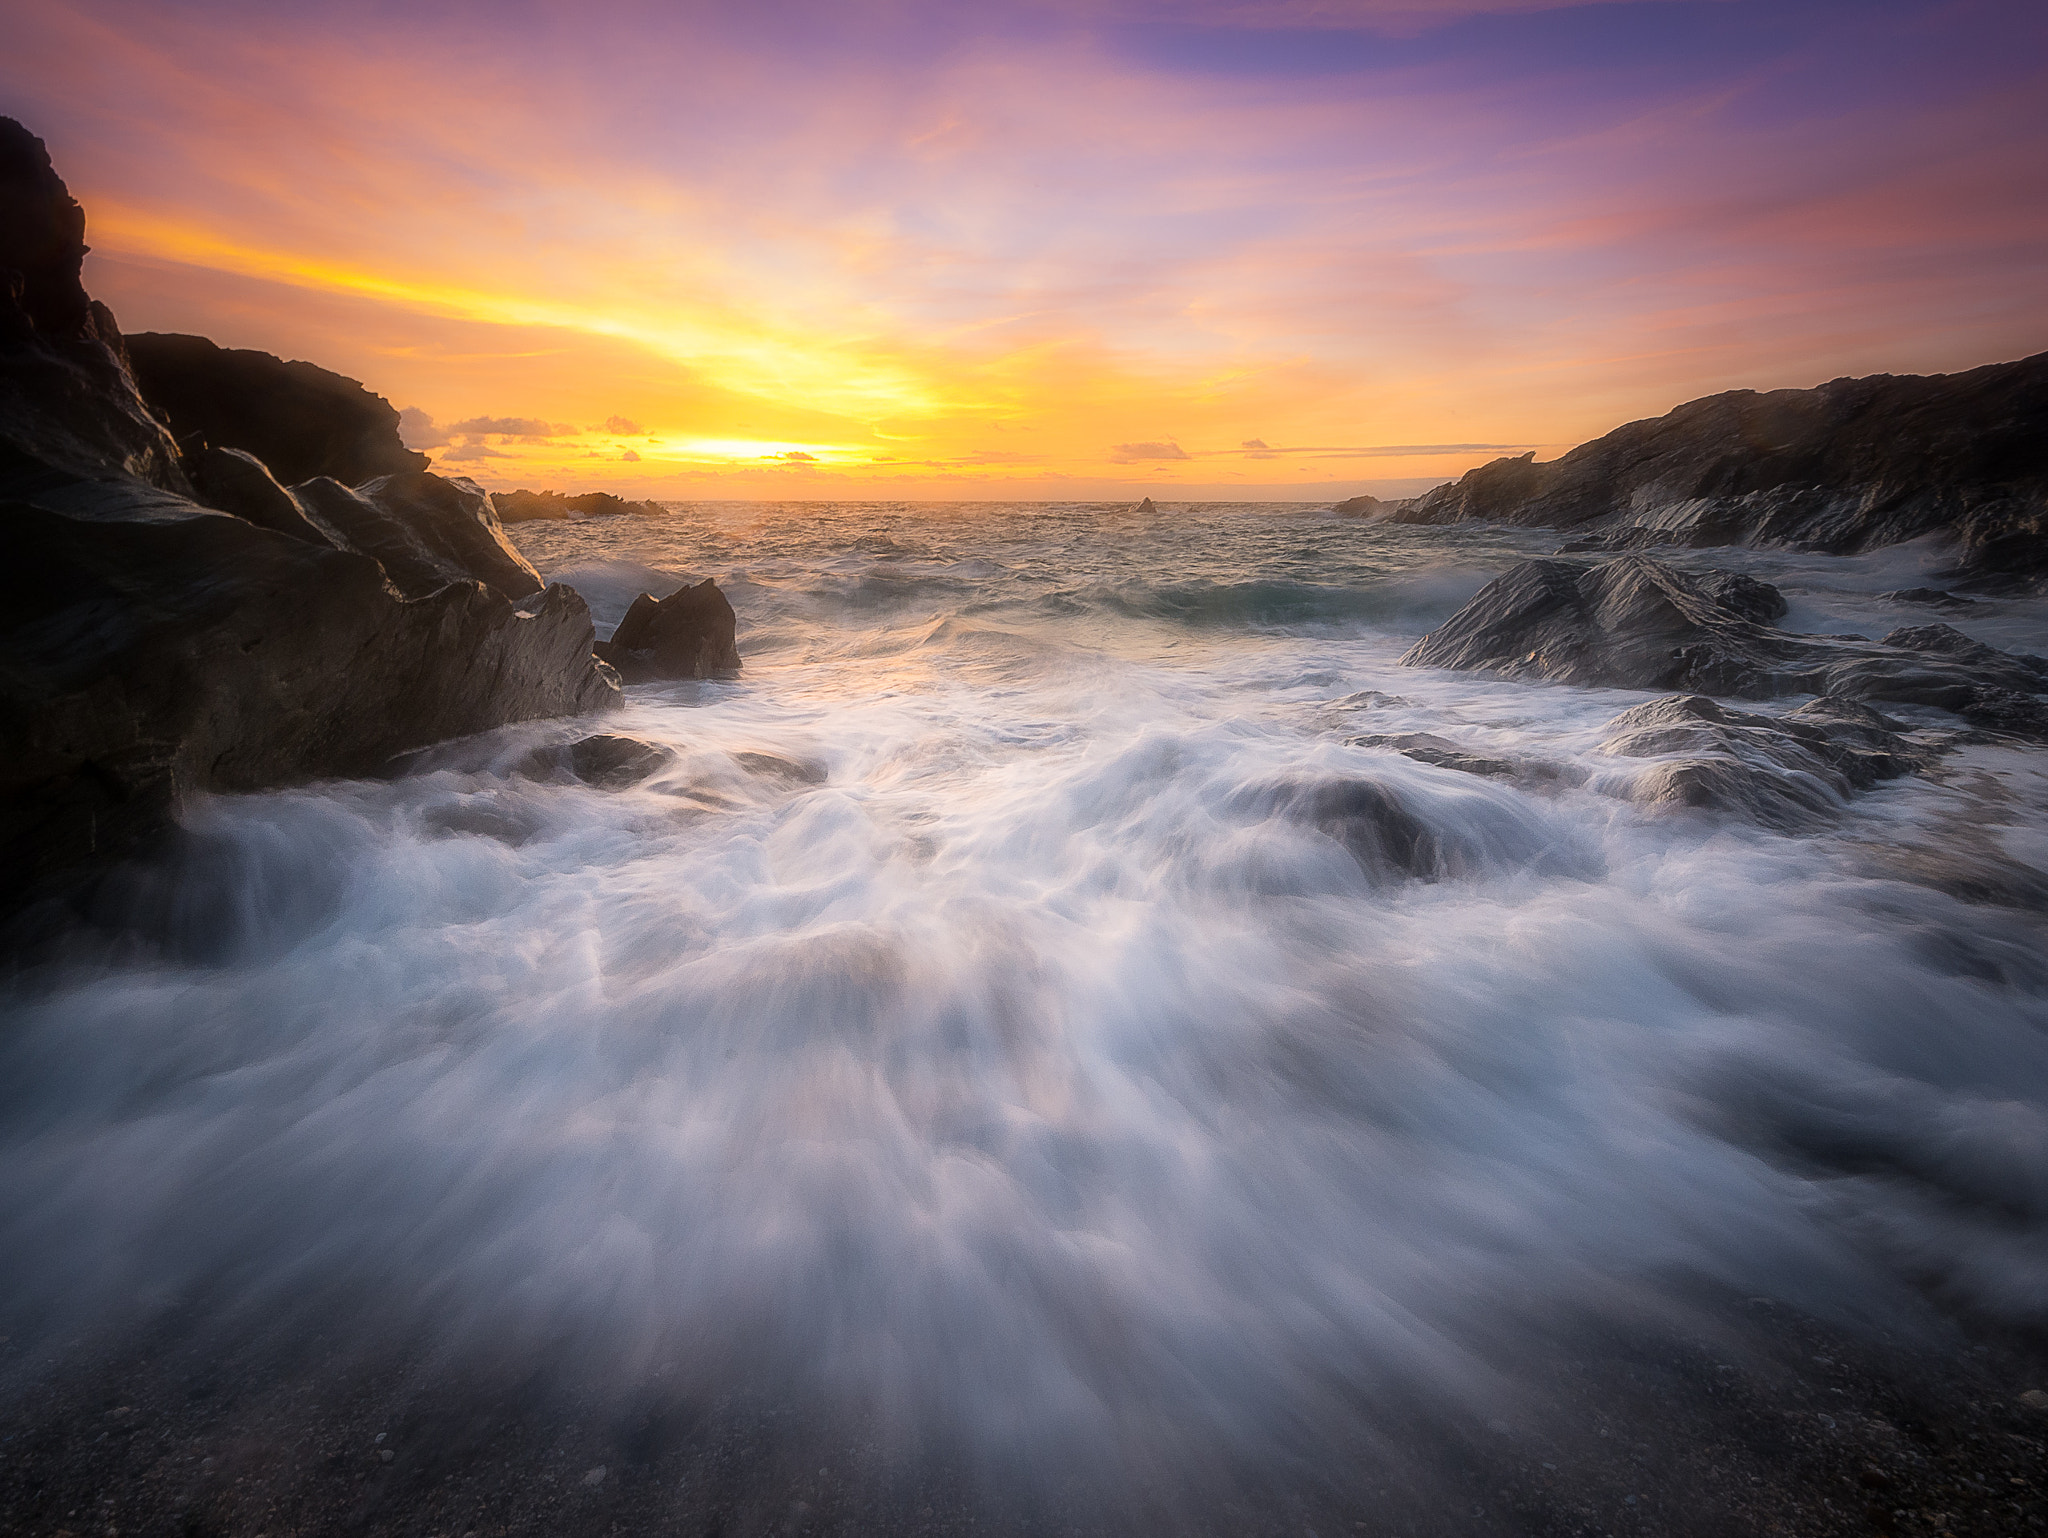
(4, 1289, 2045, 1538)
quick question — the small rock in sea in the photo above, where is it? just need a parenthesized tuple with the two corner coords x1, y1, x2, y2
(1879, 587, 1978, 609)
(2021, 1389, 2048, 1410)
(732, 749, 828, 785)
(378, 1449, 394, 1463)
(582, 1465, 607, 1487)
(518, 734, 677, 789)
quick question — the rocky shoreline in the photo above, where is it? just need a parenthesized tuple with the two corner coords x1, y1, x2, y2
(5, 107, 2048, 1538)
(0, 118, 738, 917)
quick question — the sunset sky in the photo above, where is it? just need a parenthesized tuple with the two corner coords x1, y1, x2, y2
(7, 0, 2045, 500)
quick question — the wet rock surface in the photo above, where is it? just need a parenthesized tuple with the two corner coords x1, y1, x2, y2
(593, 577, 742, 682)
(1404, 555, 2048, 739)
(293, 470, 545, 599)
(0, 120, 188, 491)
(519, 733, 678, 789)
(1597, 694, 1923, 829)
(124, 330, 429, 487)
(1390, 352, 2048, 587)
(0, 117, 619, 905)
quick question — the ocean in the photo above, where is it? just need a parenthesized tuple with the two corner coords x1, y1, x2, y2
(5, 501, 2046, 1531)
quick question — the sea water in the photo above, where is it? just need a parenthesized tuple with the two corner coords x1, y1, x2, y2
(4, 502, 2045, 1498)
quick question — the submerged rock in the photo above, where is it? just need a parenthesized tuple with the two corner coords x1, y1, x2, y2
(1403, 555, 2048, 739)
(594, 578, 741, 682)
(1390, 354, 2048, 587)
(124, 330, 428, 487)
(1347, 732, 1519, 779)
(519, 733, 676, 789)
(1598, 694, 1922, 830)
(1878, 587, 1978, 610)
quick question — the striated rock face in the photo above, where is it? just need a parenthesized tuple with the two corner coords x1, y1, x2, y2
(1597, 694, 1922, 830)
(294, 471, 543, 599)
(0, 120, 187, 491)
(124, 331, 428, 487)
(492, 488, 661, 522)
(1403, 555, 2048, 737)
(594, 579, 741, 683)
(0, 116, 619, 903)
(2, 472, 616, 891)
(1392, 355, 2048, 586)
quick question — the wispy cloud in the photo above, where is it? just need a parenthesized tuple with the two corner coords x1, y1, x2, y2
(9, 0, 2040, 494)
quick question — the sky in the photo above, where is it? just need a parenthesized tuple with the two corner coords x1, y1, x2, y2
(6, 0, 2046, 501)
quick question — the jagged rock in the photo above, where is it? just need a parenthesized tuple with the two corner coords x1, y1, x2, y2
(1694, 570, 1789, 625)
(492, 488, 661, 522)
(593, 578, 740, 682)
(192, 448, 545, 600)
(293, 471, 543, 599)
(1347, 732, 1518, 779)
(2, 473, 617, 892)
(1390, 354, 2048, 586)
(188, 446, 332, 546)
(0, 118, 619, 905)
(0, 119, 187, 491)
(1399, 556, 1810, 695)
(1598, 694, 1923, 829)
(731, 750, 827, 785)
(124, 331, 428, 486)
(1878, 587, 1978, 610)
(1403, 556, 2048, 738)
(519, 733, 676, 788)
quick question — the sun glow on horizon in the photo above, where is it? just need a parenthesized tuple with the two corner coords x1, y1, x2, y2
(14, 0, 2041, 500)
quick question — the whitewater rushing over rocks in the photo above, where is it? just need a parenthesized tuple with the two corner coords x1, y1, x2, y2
(5, 501, 2048, 1533)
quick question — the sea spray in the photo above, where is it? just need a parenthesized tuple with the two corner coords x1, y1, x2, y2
(4, 501, 2045, 1510)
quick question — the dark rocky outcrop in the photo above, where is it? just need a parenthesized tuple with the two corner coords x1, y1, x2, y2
(2, 472, 616, 891)
(294, 471, 543, 600)
(0, 116, 619, 904)
(124, 331, 428, 487)
(1391, 355, 2048, 586)
(0, 120, 187, 491)
(1402, 556, 2048, 738)
(593, 579, 741, 683)
(1597, 694, 1922, 830)
(492, 488, 661, 522)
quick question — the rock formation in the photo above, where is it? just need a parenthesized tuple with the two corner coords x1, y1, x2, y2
(1596, 694, 1921, 830)
(492, 488, 662, 522)
(1391, 355, 2048, 587)
(0, 116, 618, 904)
(518, 733, 677, 789)
(1333, 494, 1389, 517)
(1401, 555, 2048, 738)
(0, 120, 188, 491)
(593, 579, 741, 683)
(124, 331, 429, 486)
